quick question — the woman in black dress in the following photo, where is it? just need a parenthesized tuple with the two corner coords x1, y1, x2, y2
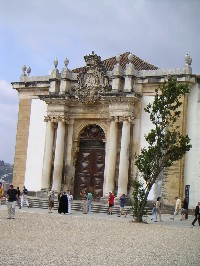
(58, 192, 68, 214)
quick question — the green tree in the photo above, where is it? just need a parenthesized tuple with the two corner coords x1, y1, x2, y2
(132, 77, 192, 222)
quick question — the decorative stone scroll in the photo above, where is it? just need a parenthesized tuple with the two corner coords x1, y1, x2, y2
(109, 116, 119, 123)
(44, 115, 69, 124)
(118, 116, 134, 123)
(72, 52, 111, 104)
(109, 115, 134, 123)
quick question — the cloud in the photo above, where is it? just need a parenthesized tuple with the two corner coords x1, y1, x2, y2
(0, 0, 199, 163)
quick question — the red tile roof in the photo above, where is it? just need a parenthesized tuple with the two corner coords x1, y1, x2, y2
(72, 52, 158, 73)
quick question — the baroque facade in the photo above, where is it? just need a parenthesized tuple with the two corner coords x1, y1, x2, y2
(12, 52, 200, 207)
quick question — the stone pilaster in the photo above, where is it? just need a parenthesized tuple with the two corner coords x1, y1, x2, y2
(13, 98, 31, 189)
(64, 119, 75, 191)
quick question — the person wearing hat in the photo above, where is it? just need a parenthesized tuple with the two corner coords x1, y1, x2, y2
(108, 191, 114, 215)
(6, 184, 18, 219)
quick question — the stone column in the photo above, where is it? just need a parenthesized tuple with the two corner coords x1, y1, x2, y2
(118, 117, 131, 196)
(52, 117, 67, 191)
(41, 117, 54, 190)
(64, 119, 74, 190)
(104, 117, 118, 195)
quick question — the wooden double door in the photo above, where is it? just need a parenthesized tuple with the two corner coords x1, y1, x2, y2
(74, 125, 105, 199)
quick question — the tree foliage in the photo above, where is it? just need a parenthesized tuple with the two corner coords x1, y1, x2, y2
(132, 78, 192, 222)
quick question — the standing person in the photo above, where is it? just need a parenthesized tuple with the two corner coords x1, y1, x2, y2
(118, 194, 126, 217)
(171, 196, 182, 220)
(0, 182, 4, 206)
(155, 197, 162, 222)
(21, 186, 29, 208)
(192, 202, 200, 226)
(6, 184, 18, 219)
(16, 187, 21, 209)
(151, 202, 157, 221)
(67, 190, 73, 214)
(48, 190, 54, 213)
(58, 192, 68, 214)
(108, 191, 114, 215)
(181, 198, 189, 220)
(80, 190, 87, 214)
(86, 191, 93, 214)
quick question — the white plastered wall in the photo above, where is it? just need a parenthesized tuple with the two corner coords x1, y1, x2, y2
(25, 99, 47, 191)
(139, 95, 156, 201)
(184, 83, 200, 208)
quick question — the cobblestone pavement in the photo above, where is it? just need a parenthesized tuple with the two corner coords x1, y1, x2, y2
(0, 206, 199, 266)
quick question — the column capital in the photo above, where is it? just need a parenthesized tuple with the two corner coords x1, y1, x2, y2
(44, 115, 69, 124)
(119, 116, 134, 123)
(109, 116, 119, 122)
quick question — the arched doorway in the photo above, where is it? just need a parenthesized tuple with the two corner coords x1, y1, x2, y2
(74, 124, 105, 199)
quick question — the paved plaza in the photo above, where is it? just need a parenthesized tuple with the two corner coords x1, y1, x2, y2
(0, 206, 199, 266)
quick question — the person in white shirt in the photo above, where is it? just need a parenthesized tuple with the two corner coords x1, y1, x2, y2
(21, 186, 29, 208)
(67, 190, 73, 214)
(171, 196, 182, 220)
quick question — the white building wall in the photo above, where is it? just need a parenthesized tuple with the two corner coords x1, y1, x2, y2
(184, 84, 200, 208)
(25, 99, 47, 191)
(139, 96, 157, 201)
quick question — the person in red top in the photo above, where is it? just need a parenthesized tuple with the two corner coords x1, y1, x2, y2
(108, 191, 114, 215)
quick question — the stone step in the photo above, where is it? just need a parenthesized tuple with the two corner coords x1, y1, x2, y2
(27, 197, 134, 214)
(2, 197, 152, 215)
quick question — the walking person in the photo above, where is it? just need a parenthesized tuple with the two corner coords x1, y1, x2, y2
(67, 190, 73, 214)
(155, 197, 162, 222)
(16, 187, 21, 209)
(191, 202, 200, 226)
(171, 196, 182, 220)
(108, 191, 114, 215)
(0, 182, 4, 207)
(48, 190, 54, 213)
(21, 186, 29, 208)
(6, 184, 18, 219)
(86, 191, 93, 214)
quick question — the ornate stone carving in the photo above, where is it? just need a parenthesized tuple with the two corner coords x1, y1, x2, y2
(118, 116, 134, 123)
(72, 52, 111, 104)
(44, 115, 69, 124)
(110, 116, 119, 123)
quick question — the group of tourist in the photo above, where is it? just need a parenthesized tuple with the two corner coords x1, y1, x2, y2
(80, 190, 95, 214)
(0, 183, 29, 219)
(48, 190, 73, 215)
(151, 196, 200, 226)
(1, 182, 200, 226)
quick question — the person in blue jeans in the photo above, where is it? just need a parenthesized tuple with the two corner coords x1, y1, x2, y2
(86, 192, 93, 213)
(151, 202, 157, 221)
(119, 194, 126, 217)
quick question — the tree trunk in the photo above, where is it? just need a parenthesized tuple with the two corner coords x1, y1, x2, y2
(134, 184, 153, 222)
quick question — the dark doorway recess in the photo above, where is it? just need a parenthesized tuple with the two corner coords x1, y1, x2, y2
(74, 124, 105, 199)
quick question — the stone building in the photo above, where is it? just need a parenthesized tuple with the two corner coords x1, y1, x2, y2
(11, 52, 200, 207)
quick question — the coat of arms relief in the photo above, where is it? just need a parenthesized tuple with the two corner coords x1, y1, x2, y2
(72, 52, 111, 104)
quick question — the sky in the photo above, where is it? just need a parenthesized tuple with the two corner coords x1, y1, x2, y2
(0, 0, 200, 164)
